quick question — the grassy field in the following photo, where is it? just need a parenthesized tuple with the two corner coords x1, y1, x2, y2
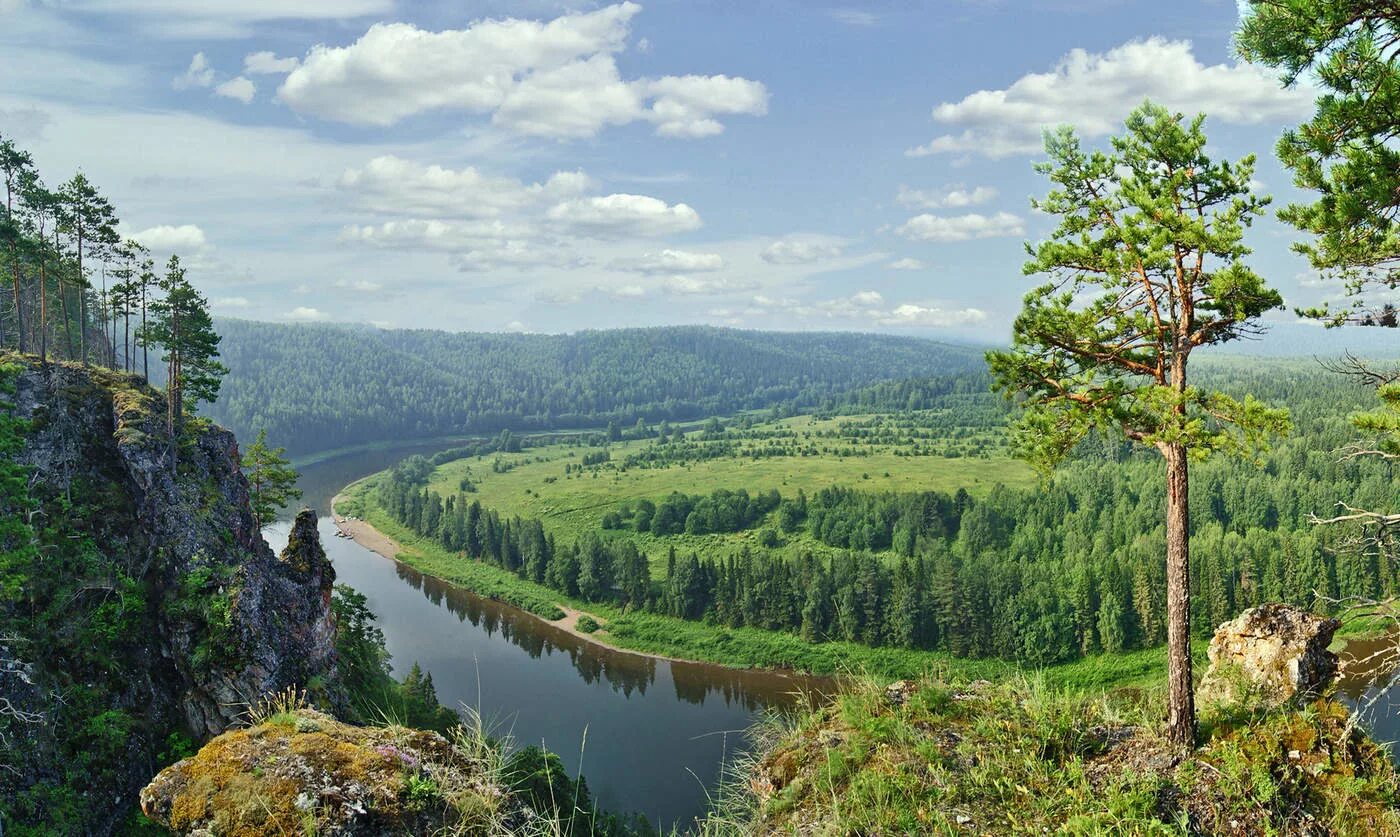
(420, 413, 1035, 572)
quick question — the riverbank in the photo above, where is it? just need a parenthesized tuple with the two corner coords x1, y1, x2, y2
(329, 477, 1198, 690)
(331, 492, 734, 668)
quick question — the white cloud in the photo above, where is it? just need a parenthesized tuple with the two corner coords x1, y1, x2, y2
(907, 38, 1313, 158)
(214, 76, 256, 103)
(212, 296, 249, 308)
(896, 184, 997, 210)
(285, 306, 329, 321)
(334, 278, 382, 292)
(546, 194, 701, 238)
(878, 303, 986, 327)
(68, 0, 393, 38)
(897, 211, 1024, 242)
(244, 51, 300, 75)
(130, 223, 208, 251)
(610, 248, 725, 273)
(887, 257, 928, 270)
(173, 52, 215, 90)
(641, 74, 768, 138)
(827, 9, 878, 26)
(736, 290, 986, 328)
(276, 4, 767, 138)
(341, 219, 539, 252)
(338, 155, 592, 218)
(662, 275, 758, 295)
(761, 235, 845, 264)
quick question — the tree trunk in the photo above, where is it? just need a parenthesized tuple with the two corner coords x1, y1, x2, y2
(38, 263, 46, 366)
(9, 248, 21, 354)
(1163, 440, 1195, 747)
(141, 288, 148, 380)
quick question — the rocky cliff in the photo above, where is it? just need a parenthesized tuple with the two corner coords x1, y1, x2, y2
(0, 356, 341, 834)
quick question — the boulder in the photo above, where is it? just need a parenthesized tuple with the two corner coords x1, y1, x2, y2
(140, 708, 536, 836)
(1197, 603, 1341, 708)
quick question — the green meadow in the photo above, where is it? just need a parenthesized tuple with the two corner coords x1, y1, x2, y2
(420, 412, 1035, 572)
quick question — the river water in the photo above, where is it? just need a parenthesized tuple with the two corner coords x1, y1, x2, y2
(263, 442, 827, 832)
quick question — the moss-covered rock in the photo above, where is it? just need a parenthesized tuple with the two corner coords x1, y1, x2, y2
(141, 708, 535, 836)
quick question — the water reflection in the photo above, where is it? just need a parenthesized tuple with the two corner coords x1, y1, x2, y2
(1336, 633, 1400, 751)
(386, 556, 821, 712)
(276, 441, 830, 829)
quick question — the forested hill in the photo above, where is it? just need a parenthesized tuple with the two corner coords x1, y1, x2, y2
(207, 320, 989, 457)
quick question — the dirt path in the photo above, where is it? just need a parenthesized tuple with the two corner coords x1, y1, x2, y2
(328, 494, 701, 666)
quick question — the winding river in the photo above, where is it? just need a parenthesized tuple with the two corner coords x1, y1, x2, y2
(264, 442, 827, 832)
(262, 441, 1400, 830)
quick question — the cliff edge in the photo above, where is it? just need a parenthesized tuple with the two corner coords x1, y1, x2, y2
(0, 356, 340, 834)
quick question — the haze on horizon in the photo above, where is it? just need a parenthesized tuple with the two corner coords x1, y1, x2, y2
(0, 0, 1333, 343)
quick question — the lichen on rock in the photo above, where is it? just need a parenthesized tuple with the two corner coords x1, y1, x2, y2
(140, 708, 536, 836)
(1197, 602, 1341, 709)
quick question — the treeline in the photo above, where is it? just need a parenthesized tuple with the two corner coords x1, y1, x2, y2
(0, 133, 223, 430)
(207, 319, 987, 457)
(603, 488, 783, 535)
(372, 360, 1400, 666)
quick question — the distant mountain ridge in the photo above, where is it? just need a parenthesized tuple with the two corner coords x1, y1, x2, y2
(207, 320, 990, 458)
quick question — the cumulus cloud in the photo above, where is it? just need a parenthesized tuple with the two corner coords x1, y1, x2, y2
(285, 306, 329, 321)
(761, 235, 845, 264)
(212, 296, 249, 308)
(641, 74, 769, 138)
(276, 4, 767, 138)
(214, 76, 256, 103)
(877, 303, 986, 327)
(731, 290, 985, 328)
(897, 211, 1024, 242)
(887, 257, 928, 270)
(172, 52, 215, 89)
(130, 223, 208, 251)
(244, 51, 300, 74)
(341, 219, 540, 253)
(662, 275, 758, 295)
(546, 194, 701, 238)
(610, 248, 725, 273)
(338, 155, 592, 218)
(907, 38, 1313, 158)
(896, 184, 997, 210)
(334, 278, 382, 292)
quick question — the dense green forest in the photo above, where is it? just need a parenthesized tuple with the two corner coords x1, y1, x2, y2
(366, 359, 1398, 668)
(206, 319, 988, 457)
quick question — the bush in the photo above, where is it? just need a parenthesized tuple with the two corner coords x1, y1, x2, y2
(576, 615, 600, 634)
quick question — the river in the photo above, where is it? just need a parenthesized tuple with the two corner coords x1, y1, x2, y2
(263, 441, 828, 832)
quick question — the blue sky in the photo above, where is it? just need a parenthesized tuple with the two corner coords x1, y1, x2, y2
(0, 0, 1337, 341)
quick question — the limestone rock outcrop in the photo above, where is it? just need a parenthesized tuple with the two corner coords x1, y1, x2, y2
(0, 357, 341, 834)
(1197, 603, 1341, 708)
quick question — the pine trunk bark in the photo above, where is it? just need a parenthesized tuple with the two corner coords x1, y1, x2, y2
(1164, 440, 1195, 747)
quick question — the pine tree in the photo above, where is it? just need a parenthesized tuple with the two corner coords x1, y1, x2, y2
(989, 103, 1289, 745)
(142, 255, 227, 438)
(242, 429, 302, 530)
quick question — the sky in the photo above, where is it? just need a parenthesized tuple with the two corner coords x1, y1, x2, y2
(0, 0, 1341, 342)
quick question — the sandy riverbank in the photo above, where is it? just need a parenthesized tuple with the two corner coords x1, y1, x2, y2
(328, 494, 716, 668)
